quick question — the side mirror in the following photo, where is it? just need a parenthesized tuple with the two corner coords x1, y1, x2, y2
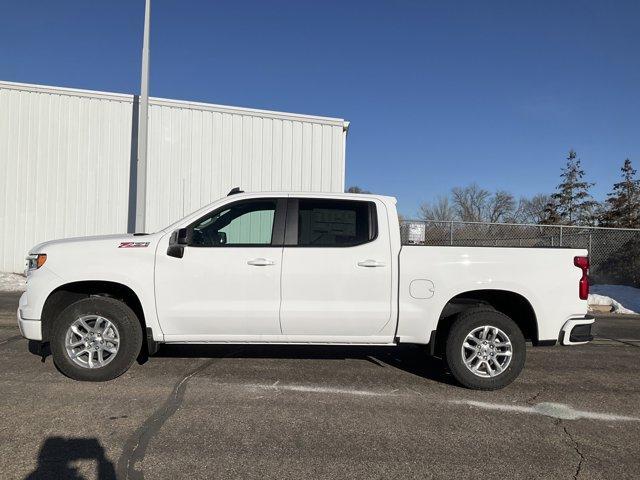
(168, 227, 193, 259)
(176, 227, 193, 245)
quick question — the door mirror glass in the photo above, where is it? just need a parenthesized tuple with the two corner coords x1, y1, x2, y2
(176, 227, 193, 245)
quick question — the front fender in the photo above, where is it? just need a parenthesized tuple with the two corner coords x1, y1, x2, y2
(22, 269, 163, 342)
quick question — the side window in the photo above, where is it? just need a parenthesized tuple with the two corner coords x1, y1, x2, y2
(297, 199, 376, 247)
(191, 200, 276, 247)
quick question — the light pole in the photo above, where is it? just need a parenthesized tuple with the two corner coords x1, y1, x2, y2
(135, 0, 151, 232)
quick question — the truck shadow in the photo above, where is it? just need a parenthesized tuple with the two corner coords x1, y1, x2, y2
(24, 436, 116, 480)
(27, 339, 457, 386)
(152, 343, 457, 386)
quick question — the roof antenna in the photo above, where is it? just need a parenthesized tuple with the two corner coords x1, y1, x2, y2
(227, 187, 244, 196)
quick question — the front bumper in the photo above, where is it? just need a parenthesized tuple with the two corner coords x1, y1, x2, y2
(560, 315, 595, 345)
(17, 292, 42, 341)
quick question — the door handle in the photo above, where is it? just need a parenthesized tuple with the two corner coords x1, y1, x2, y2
(357, 259, 386, 267)
(247, 258, 276, 266)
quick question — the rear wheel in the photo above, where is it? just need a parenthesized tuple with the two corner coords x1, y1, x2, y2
(51, 297, 142, 381)
(445, 307, 525, 390)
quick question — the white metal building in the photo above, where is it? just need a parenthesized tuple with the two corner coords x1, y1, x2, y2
(0, 81, 348, 272)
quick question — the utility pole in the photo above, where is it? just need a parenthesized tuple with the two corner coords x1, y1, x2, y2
(135, 0, 151, 232)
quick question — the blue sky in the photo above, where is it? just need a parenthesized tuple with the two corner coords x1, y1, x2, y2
(1, 0, 638, 217)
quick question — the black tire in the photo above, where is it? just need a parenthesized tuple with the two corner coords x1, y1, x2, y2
(51, 296, 143, 381)
(445, 307, 525, 390)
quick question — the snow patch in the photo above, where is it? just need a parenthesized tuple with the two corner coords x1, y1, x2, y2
(589, 294, 635, 315)
(0, 272, 26, 292)
(589, 284, 640, 315)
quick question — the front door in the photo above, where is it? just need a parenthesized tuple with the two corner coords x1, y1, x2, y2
(155, 198, 285, 340)
(279, 198, 393, 342)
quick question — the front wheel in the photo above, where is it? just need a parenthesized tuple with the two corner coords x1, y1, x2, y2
(51, 297, 143, 381)
(445, 307, 525, 390)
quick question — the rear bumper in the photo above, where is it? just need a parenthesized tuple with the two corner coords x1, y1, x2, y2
(17, 292, 42, 341)
(560, 315, 595, 346)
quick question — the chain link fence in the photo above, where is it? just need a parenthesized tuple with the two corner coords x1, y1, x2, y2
(400, 220, 640, 287)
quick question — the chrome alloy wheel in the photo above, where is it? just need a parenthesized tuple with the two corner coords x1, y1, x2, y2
(64, 315, 120, 369)
(461, 325, 513, 378)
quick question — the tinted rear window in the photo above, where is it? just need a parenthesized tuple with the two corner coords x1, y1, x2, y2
(297, 200, 376, 247)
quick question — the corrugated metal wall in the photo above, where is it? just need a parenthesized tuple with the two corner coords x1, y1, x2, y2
(0, 84, 134, 273)
(145, 98, 346, 231)
(0, 81, 347, 272)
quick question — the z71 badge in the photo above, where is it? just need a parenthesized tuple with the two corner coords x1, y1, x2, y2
(118, 242, 150, 248)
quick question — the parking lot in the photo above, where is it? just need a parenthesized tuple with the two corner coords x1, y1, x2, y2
(1, 291, 639, 479)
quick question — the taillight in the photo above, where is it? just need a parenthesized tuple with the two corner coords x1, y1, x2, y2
(574, 256, 589, 300)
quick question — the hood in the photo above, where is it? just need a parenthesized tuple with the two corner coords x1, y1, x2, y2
(29, 234, 152, 254)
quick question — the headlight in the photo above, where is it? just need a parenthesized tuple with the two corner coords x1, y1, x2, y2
(26, 254, 47, 273)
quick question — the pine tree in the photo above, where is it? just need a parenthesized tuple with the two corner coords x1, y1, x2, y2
(542, 198, 561, 224)
(550, 150, 596, 225)
(602, 159, 640, 227)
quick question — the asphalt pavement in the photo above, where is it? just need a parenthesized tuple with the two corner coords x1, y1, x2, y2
(0, 291, 639, 479)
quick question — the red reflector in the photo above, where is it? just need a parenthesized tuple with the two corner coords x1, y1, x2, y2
(574, 256, 589, 300)
(578, 277, 589, 300)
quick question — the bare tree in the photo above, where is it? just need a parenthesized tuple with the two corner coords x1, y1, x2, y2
(451, 183, 490, 222)
(420, 185, 555, 225)
(419, 195, 456, 221)
(514, 194, 552, 224)
(487, 190, 516, 223)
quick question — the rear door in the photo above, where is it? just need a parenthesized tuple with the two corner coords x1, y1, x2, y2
(279, 197, 393, 341)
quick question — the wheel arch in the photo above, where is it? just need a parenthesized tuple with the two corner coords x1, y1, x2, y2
(432, 288, 539, 354)
(40, 281, 146, 342)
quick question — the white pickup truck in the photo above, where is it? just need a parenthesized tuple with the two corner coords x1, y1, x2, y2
(18, 190, 594, 389)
